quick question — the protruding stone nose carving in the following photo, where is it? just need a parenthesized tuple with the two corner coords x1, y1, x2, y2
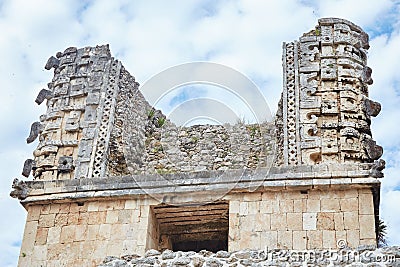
(35, 89, 53, 105)
(44, 56, 60, 70)
(22, 159, 34, 177)
(26, 121, 42, 144)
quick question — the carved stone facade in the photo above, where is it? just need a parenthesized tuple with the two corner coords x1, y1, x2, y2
(276, 18, 382, 166)
(11, 18, 385, 267)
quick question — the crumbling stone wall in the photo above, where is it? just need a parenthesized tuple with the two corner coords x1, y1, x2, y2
(98, 247, 400, 267)
(11, 17, 386, 267)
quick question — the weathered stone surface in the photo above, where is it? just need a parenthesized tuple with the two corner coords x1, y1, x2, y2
(22, 159, 34, 177)
(11, 18, 387, 267)
(97, 247, 400, 267)
(26, 121, 42, 144)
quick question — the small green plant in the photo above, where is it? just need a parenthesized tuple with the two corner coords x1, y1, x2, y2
(377, 219, 388, 247)
(315, 28, 321, 36)
(327, 63, 334, 68)
(152, 145, 164, 153)
(191, 136, 199, 143)
(147, 109, 155, 119)
(21, 252, 26, 257)
(248, 125, 258, 138)
(157, 117, 166, 127)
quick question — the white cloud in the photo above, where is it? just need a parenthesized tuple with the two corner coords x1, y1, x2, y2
(0, 0, 399, 265)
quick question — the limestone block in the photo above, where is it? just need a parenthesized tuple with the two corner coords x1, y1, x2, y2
(93, 242, 108, 259)
(87, 201, 99, 212)
(359, 192, 374, 215)
(132, 209, 141, 223)
(307, 230, 322, 249)
(303, 213, 317, 230)
(229, 200, 240, 214)
(60, 225, 76, 243)
(107, 241, 123, 256)
(255, 213, 271, 231)
(97, 224, 111, 240)
(67, 212, 79, 225)
(38, 214, 56, 228)
(136, 228, 147, 246)
(54, 213, 68, 227)
(87, 225, 100, 240)
(122, 240, 137, 255)
(293, 230, 307, 250)
(125, 199, 138, 210)
(262, 192, 277, 201)
(118, 210, 132, 223)
(139, 205, 150, 218)
(271, 214, 287, 230)
(87, 211, 106, 225)
(287, 213, 303, 230)
(360, 238, 376, 246)
(293, 199, 306, 212)
(47, 243, 64, 260)
(106, 210, 119, 224)
(260, 231, 278, 249)
(32, 245, 47, 261)
(322, 230, 336, 248)
(359, 214, 376, 239)
(75, 225, 88, 241)
(240, 231, 261, 249)
(47, 226, 61, 244)
(35, 227, 48, 245)
(335, 230, 347, 244)
(343, 211, 359, 230)
(317, 212, 335, 230)
(279, 199, 294, 213)
(59, 203, 71, 213)
(229, 213, 239, 228)
(334, 213, 345, 230)
(27, 205, 42, 221)
(41, 205, 51, 215)
(49, 204, 61, 214)
(260, 200, 278, 213)
(306, 199, 321, 212)
(346, 230, 360, 248)
(78, 212, 89, 225)
(278, 230, 292, 249)
(248, 201, 259, 214)
(243, 192, 262, 201)
(340, 197, 358, 212)
(320, 198, 340, 212)
(239, 202, 248, 216)
(240, 215, 255, 231)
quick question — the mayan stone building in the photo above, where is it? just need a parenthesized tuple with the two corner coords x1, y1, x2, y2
(11, 18, 385, 266)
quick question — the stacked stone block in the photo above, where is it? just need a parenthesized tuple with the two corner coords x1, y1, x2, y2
(10, 17, 385, 267)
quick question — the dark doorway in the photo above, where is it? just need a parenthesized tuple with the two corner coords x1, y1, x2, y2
(152, 202, 229, 252)
(172, 238, 228, 252)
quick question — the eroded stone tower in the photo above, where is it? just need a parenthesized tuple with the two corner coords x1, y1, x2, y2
(11, 18, 384, 266)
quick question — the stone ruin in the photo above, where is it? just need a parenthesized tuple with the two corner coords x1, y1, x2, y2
(10, 18, 388, 266)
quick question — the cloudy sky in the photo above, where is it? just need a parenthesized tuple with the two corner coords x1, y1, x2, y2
(1, 0, 400, 266)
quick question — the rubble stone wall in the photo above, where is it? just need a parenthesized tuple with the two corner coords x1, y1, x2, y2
(98, 247, 400, 267)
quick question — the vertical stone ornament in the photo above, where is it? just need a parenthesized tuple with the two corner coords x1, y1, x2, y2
(278, 18, 382, 165)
